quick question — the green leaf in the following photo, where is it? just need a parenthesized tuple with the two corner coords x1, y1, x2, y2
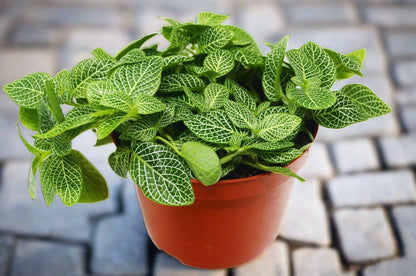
(225, 78, 256, 110)
(159, 74, 205, 92)
(233, 48, 264, 66)
(185, 110, 237, 144)
(220, 163, 235, 178)
(224, 99, 258, 129)
(55, 69, 72, 103)
(259, 148, 303, 164)
(109, 49, 146, 74)
(223, 25, 262, 56)
(71, 150, 108, 203)
(203, 49, 234, 77)
(204, 83, 229, 109)
(115, 33, 158, 60)
(324, 49, 364, 80)
(255, 102, 272, 115)
(45, 80, 65, 123)
(36, 107, 97, 138)
(29, 155, 44, 200)
(130, 142, 195, 206)
(100, 91, 133, 113)
(39, 153, 83, 206)
(262, 35, 289, 102)
(50, 135, 72, 157)
(183, 87, 208, 111)
(300, 42, 336, 89)
(313, 91, 368, 129)
(286, 49, 322, 80)
(19, 107, 39, 131)
(108, 147, 131, 178)
(163, 55, 194, 68)
(341, 84, 391, 118)
(135, 94, 166, 114)
(111, 56, 163, 97)
(3, 72, 53, 108)
(71, 58, 115, 98)
(92, 48, 114, 60)
(245, 140, 294, 151)
(16, 121, 47, 156)
(258, 106, 289, 121)
(197, 12, 230, 26)
(86, 80, 116, 109)
(257, 113, 302, 142)
(199, 26, 233, 53)
(123, 119, 158, 141)
(287, 86, 336, 110)
(250, 162, 305, 182)
(96, 113, 127, 140)
(180, 141, 221, 186)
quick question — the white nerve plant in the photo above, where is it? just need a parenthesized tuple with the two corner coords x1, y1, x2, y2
(3, 12, 391, 206)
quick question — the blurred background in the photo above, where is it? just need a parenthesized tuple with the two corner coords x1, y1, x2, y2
(0, 0, 415, 275)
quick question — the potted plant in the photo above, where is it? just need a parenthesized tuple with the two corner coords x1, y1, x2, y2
(3, 12, 391, 269)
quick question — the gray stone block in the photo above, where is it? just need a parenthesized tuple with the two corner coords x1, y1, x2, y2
(332, 138, 380, 174)
(283, 2, 357, 24)
(298, 143, 334, 179)
(379, 133, 416, 167)
(280, 179, 331, 246)
(363, 257, 416, 276)
(153, 252, 227, 276)
(234, 241, 289, 276)
(394, 61, 416, 87)
(363, 5, 416, 26)
(392, 205, 416, 256)
(395, 87, 416, 107)
(10, 240, 85, 276)
(401, 107, 416, 132)
(385, 31, 416, 58)
(328, 170, 416, 208)
(8, 24, 64, 45)
(333, 208, 397, 264)
(0, 236, 14, 276)
(0, 161, 119, 242)
(238, 3, 285, 53)
(293, 248, 355, 276)
(0, 116, 33, 160)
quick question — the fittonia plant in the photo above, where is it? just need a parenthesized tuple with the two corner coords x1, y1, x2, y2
(3, 12, 391, 206)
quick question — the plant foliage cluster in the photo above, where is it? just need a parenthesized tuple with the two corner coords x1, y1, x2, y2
(3, 12, 391, 206)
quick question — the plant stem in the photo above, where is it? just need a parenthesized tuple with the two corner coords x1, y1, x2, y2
(219, 148, 247, 165)
(155, 136, 181, 155)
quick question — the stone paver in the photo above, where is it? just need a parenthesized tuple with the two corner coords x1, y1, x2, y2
(0, 161, 119, 242)
(401, 107, 416, 132)
(298, 143, 334, 179)
(331, 139, 380, 174)
(234, 241, 289, 276)
(91, 184, 149, 276)
(394, 61, 416, 87)
(10, 240, 85, 276)
(392, 205, 416, 256)
(396, 87, 416, 107)
(283, 2, 357, 24)
(280, 179, 331, 246)
(328, 170, 416, 208)
(153, 252, 227, 276)
(0, 236, 14, 276)
(363, 257, 416, 276)
(293, 248, 355, 276)
(362, 5, 416, 26)
(385, 31, 416, 59)
(333, 208, 397, 264)
(379, 133, 416, 167)
(238, 3, 284, 53)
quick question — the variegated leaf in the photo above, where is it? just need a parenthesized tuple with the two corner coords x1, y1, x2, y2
(204, 83, 229, 110)
(108, 147, 131, 178)
(159, 74, 205, 92)
(259, 148, 303, 164)
(197, 12, 230, 26)
(224, 99, 258, 129)
(286, 49, 322, 80)
(203, 49, 234, 77)
(130, 142, 195, 206)
(257, 113, 302, 141)
(199, 26, 233, 53)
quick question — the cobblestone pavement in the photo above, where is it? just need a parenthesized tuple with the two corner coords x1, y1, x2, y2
(0, 0, 415, 275)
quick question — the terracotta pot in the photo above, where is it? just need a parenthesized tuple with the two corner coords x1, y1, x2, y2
(135, 129, 315, 269)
